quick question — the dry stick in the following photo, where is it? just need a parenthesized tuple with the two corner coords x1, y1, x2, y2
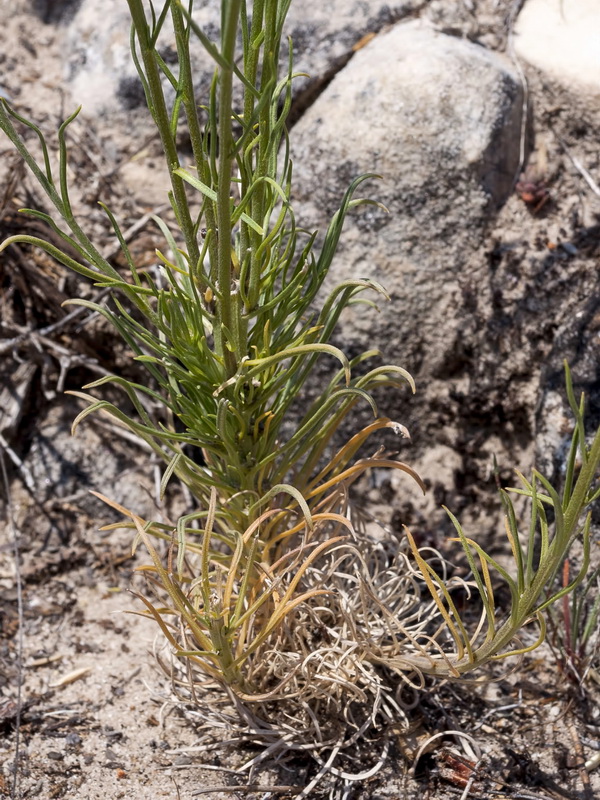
(0, 291, 110, 355)
(472, 691, 524, 731)
(0, 432, 35, 492)
(506, 0, 530, 182)
(458, 757, 482, 800)
(0, 449, 24, 800)
(554, 135, 600, 198)
(29, 332, 113, 393)
(0, 432, 75, 549)
(567, 716, 593, 800)
(0, 201, 167, 355)
(192, 786, 299, 797)
(170, 774, 183, 800)
(162, 762, 243, 775)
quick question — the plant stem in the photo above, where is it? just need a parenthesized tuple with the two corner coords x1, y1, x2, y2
(564, 427, 600, 530)
(247, 0, 278, 311)
(445, 431, 600, 676)
(126, 0, 200, 271)
(216, 0, 242, 375)
(170, 2, 217, 290)
(239, 0, 264, 313)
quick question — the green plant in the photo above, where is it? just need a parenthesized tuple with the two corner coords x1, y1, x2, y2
(546, 559, 600, 689)
(1, 0, 600, 788)
(539, 381, 600, 693)
(0, 0, 422, 699)
(402, 363, 600, 678)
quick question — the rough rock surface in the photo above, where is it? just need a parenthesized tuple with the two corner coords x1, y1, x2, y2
(60, 0, 425, 118)
(290, 19, 524, 445)
(515, 0, 600, 96)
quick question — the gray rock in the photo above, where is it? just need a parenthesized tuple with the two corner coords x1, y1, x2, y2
(63, 0, 424, 117)
(284, 1, 424, 116)
(64, 0, 173, 117)
(23, 402, 158, 545)
(514, 0, 600, 97)
(290, 20, 524, 384)
(64, 0, 224, 117)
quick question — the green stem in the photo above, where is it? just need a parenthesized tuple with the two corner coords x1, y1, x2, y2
(215, 0, 242, 375)
(210, 615, 242, 686)
(126, 0, 200, 270)
(170, 1, 218, 289)
(0, 103, 119, 283)
(239, 0, 265, 323)
(442, 429, 600, 676)
(247, 0, 278, 311)
(563, 427, 600, 531)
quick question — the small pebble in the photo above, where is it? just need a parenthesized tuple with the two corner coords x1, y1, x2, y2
(65, 733, 82, 748)
(561, 241, 578, 256)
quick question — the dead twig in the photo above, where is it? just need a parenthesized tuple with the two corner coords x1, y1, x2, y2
(0, 291, 110, 357)
(191, 786, 299, 797)
(0, 432, 36, 492)
(567, 716, 593, 799)
(554, 135, 600, 198)
(506, 0, 530, 182)
(0, 448, 24, 800)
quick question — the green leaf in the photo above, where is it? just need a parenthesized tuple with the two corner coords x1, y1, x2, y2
(173, 167, 265, 234)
